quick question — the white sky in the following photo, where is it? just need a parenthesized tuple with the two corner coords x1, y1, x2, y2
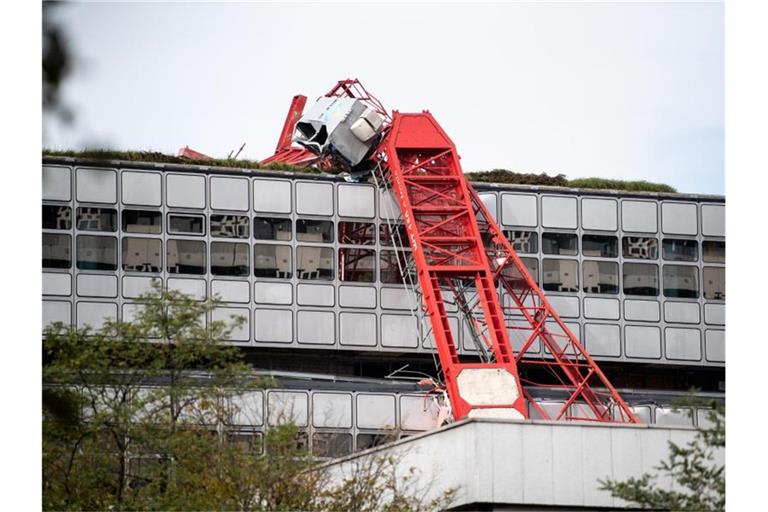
(44, 1, 724, 194)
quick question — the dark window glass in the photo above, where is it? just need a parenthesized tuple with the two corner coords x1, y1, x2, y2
(356, 433, 389, 452)
(702, 241, 725, 263)
(168, 214, 205, 235)
(76, 207, 116, 232)
(662, 239, 698, 262)
(582, 260, 619, 294)
(296, 219, 334, 243)
(521, 257, 539, 284)
(500, 257, 539, 285)
(703, 267, 725, 300)
(254, 244, 292, 278)
(211, 215, 249, 239)
(623, 263, 659, 297)
(122, 237, 162, 273)
(122, 210, 161, 234)
(379, 224, 408, 246)
(504, 231, 538, 254)
(76, 235, 117, 271)
(211, 242, 249, 276)
(622, 237, 658, 259)
(253, 217, 292, 241)
(582, 235, 618, 258)
(663, 265, 699, 298)
(43, 233, 71, 269)
(542, 233, 577, 255)
(312, 433, 352, 458)
(338, 222, 375, 245)
(339, 248, 376, 282)
(380, 250, 415, 284)
(226, 432, 264, 454)
(297, 246, 334, 280)
(542, 259, 579, 292)
(167, 239, 206, 275)
(42, 205, 72, 230)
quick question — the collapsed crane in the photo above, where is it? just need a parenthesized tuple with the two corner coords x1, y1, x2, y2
(264, 79, 639, 424)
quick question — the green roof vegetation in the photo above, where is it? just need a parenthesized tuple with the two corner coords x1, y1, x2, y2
(43, 149, 678, 193)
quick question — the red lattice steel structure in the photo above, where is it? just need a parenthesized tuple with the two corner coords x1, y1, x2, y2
(264, 79, 639, 424)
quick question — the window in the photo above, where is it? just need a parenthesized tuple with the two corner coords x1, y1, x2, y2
(253, 217, 292, 241)
(521, 257, 539, 283)
(338, 248, 375, 282)
(500, 257, 538, 284)
(296, 219, 334, 243)
(504, 231, 538, 254)
(42, 233, 71, 269)
(167, 239, 206, 275)
(168, 214, 205, 235)
(297, 246, 334, 280)
(356, 433, 389, 451)
(379, 224, 408, 246)
(623, 263, 659, 297)
(622, 237, 658, 259)
(42, 205, 71, 230)
(703, 267, 725, 300)
(76, 235, 117, 271)
(662, 239, 698, 262)
(542, 259, 579, 292)
(226, 432, 263, 454)
(582, 234, 618, 258)
(379, 250, 415, 284)
(122, 237, 162, 273)
(211, 242, 249, 276)
(582, 261, 619, 294)
(312, 433, 352, 458)
(122, 210, 161, 234)
(542, 233, 577, 255)
(210, 215, 249, 239)
(254, 244, 292, 278)
(338, 221, 375, 245)
(663, 265, 699, 298)
(76, 207, 116, 232)
(702, 241, 725, 263)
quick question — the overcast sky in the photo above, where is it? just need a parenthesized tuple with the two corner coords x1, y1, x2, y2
(44, 1, 724, 194)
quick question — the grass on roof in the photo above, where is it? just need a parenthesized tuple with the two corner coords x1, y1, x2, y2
(466, 169, 677, 193)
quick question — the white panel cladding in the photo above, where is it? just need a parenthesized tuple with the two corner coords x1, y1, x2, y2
(400, 395, 440, 431)
(583, 297, 620, 320)
(380, 287, 417, 310)
(76, 301, 117, 329)
(212, 307, 250, 341)
(623, 299, 660, 322)
(661, 202, 698, 235)
(543, 321, 581, 354)
(701, 204, 725, 236)
(167, 278, 206, 300)
(268, 391, 308, 426)
(378, 189, 402, 220)
(253, 178, 291, 213)
(211, 279, 250, 303)
(427, 316, 459, 350)
(337, 184, 375, 218)
(507, 324, 539, 353)
(584, 323, 621, 357)
(254, 309, 292, 343)
(705, 330, 725, 362)
(167, 174, 206, 209)
(581, 198, 618, 231)
(229, 390, 264, 426)
(77, 274, 117, 298)
(43, 272, 71, 296)
(552, 424, 585, 504)
(210, 176, 249, 211)
(545, 295, 579, 318)
(121, 171, 161, 206)
(625, 325, 662, 359)
(356, 394, 396, 429)
(664, 302, 700, 324)
(501, 193, 537, 227)
(122, 303, 146, 324)
(339, 313, 377, 346)
(521, 417, 554, 503)
(621, 200, 657, 233)
(338, 285, 376, 309)
(254, 282, 292, 305)
(297, 283, 335, 307)
(297, 310, 335, 345)
(665, 327, 702, 360)
(381, 314, 418, 348)
(77, 167, 117, 204)
(43, 165, 71, 201)
(704, 304, 725, 325)
(478, 193, 498, 221)
(43, 300, 71, 330)
(296, 181, 333, 216)
(122, 275, 157, 299)
(541, 195, 577, 229)
(655, 407, 694, 427)
(312, 393, 353, 428)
